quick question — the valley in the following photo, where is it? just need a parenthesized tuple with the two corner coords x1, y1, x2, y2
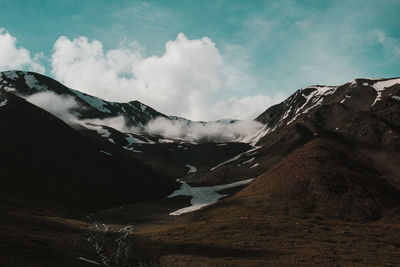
(1, 71, 400, 266)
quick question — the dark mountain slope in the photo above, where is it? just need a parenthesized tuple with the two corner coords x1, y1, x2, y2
(132, 78, 400, 266)
(238, 136, 400, 221)
(0, 90, 178, 218)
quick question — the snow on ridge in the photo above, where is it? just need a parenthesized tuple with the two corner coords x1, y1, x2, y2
(77, 257, 100, 265)
(286, 86, 336, 126)
(24, 74, 48, 91)
(250, 163, 259, 169)
(340, 95, 351, 104)
(242, 157, 255, 164)
(99, 150, 112, 156)
(0, 99, 7, 107)
(122, 146, 143, 153)
(3, 86, 16, 92)
(3, 71, 19, 80)
(210, 154, 242, 171)
(71, 89, 112, 113)
(168, 178, 254, 215)
(125, 135, 146, 145)
(371, 78, 400, 106)
(210, 145, 260, 171)
(158, 138, 175, 143)
(185, 164, 197, 174)
(242, 124, 276, 146)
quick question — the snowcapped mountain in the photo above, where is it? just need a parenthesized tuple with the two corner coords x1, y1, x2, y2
(0, 70, 167, 127)
(2, 70, 400, 266)
(0, 70, 253, 179)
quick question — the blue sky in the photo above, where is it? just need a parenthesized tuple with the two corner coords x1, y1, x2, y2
(0, 0, 399, 120)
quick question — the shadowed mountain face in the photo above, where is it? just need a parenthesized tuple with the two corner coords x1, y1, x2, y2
(1, 71, 400, 266)
(0, 90, 179, 218)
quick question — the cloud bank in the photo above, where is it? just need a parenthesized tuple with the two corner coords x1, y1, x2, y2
(26, 91, 79, 122)
(50, 33, 283, 121)
(144, 117, 264, 143)
(24, 91, 262, 143)
(0, 29, 44, 73)
(0, 29, 283, 121)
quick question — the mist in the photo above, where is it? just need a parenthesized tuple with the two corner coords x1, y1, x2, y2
(26, 91, 80, 122)
(25, 91, 263, 143)
(144, 117, 264, 143)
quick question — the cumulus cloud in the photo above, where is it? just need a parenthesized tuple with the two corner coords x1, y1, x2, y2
(144, 116, 264, 143)
(50, 33, 281, 121)
(0, 29, 45, 73)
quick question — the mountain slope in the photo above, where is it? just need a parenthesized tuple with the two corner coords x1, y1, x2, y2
(128, 78, 400, 265)
(0, 89, 178, 217)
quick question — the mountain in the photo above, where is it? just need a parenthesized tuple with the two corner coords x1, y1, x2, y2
(1, 71, 400, 266)
(186, 77, 400, 218)
(0, 70, 253, 179)
(0, 70, 167, 127)
(126, 77, 400, 266)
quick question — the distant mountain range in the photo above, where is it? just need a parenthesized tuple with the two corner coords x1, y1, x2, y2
(1, 70, 399, 266)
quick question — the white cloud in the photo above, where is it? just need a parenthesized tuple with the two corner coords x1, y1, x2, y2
(51, 33, 282, 121)
(26, 91, 79, 122)
(25, 91, 139, 133)
(24, 91, 265, 143)
(212, 93, 286, 120)
(0, 29, 45, 73)
(144, 116, 264, 143)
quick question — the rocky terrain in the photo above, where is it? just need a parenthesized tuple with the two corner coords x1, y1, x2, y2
(1, 71, 400, 266)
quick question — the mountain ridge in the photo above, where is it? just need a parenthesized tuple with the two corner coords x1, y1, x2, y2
(1, 70, 400, 266)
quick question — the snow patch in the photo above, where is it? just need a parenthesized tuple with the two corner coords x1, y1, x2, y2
(287, 86, 336, 125)
(168, 178, 254, 215)
(185, 164, 197, 174)
(340, 95, 351, 104)
(392, 95, 400, 102)
(3, 86, 16, 92)
(77, 257, 100, 265)
(71, 89, 112, 113)
(371, 78, 400, 106)
(24, 74, 48, 91)
(210, 154, 242, 171)
(250, 163, 259, 169)
(125, 135, 145, 145)
(122, 146, 143, 153)
(158, 138, 175, 143)
(99, 150, 112, 156)
(3, 71, 18, 80)
(243, 124, 276, 146)
(0, 99, 7, 107)
(242, 157, 255, 164)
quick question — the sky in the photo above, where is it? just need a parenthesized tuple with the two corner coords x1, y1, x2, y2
(0, 0, 399, 120)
